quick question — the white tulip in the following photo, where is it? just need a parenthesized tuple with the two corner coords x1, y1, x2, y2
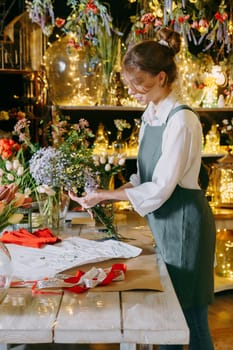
(24, 188, 31, 196)
(108, 156, 115, 164)
(17, 166, 24, 176)
(100, 156, 106, 164)
(118, 158, 126, 166)
(5, 160, 12, 171)
(105, 163, 111, 171)
(13, 159, 20, 170)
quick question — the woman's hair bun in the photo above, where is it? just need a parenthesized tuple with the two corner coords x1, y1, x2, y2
(157, 27, 181, 56)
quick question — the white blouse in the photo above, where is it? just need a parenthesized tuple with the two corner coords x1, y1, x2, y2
(125, 92, 203, 217)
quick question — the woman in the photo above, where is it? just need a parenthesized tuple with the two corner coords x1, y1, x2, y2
(69, 27, 216, 350)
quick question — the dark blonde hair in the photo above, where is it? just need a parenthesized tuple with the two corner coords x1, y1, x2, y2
(122, 28, 181, 84)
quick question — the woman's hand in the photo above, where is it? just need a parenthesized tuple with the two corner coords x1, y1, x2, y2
(68, 190, 103, 209)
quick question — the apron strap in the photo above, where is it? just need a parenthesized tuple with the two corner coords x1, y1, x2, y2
(167, 105, 209, 191)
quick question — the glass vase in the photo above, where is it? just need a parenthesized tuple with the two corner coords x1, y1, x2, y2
(112, 131, 127, 155)
(38, 189, 70, 234)
(211, 150, 233, 207)
(44, 35, 103, 106)
(0, 242, 13, 303)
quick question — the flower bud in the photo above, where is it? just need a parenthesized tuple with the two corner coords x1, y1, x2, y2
(7, 174, 14, 181)
(100, 156, 106, 164)
(105, 163, 111, 171)
(118, 158, 125, 166)
(13, 159, 20, 170)
(24, 188, 32, 196)
(17, 166, 24, 176)
(108, 156, 115, 164)
(5, 160, 12, 171)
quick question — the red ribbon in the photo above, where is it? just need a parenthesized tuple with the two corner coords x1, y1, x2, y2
(30, 263, 127, 295)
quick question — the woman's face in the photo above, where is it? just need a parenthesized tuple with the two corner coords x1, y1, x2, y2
(123, 69, 164, 105)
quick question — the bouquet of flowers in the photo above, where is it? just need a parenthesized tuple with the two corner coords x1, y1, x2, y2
(92, 152, 126, 189)
(0, 135, 36, 197)
(0, 184, 32, 232)
(2, 109, 126, 238)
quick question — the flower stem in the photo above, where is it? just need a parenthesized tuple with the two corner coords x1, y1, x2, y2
(92, 204, 123, 240)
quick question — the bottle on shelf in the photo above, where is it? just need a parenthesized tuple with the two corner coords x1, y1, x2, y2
(93, 123, 109, 154)
(204, 123, 221, 154)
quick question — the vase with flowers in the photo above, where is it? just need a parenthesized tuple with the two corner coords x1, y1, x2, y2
(0, 183, 32, 303)
(112, 119, 131, 155)
(3, 108, 124, 239)
(48, 111, 126, 239)
(26, 0, 122, 106)
(29, 146, 68, 232)
(0, 120, 38, 231)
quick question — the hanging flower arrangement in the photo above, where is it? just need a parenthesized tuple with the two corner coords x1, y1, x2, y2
(26, 0, 123, 97)
(127, 0, 232, 61)
(57, 0, 113, 48)
(25, 0, 55, 36)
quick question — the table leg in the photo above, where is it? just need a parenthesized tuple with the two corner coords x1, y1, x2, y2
(0, 345, 10, 350)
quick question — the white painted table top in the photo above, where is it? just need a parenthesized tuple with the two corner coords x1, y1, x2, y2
(0, 211, 190, 350)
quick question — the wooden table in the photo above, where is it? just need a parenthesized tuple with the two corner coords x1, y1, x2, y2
(0, 211, 189, 350)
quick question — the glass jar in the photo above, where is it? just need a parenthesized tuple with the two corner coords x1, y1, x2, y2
(128, 118, 141, 157)
(212, 151, 233, 207)
(93, 123, 109, 154)
(215, 229, 233, 279)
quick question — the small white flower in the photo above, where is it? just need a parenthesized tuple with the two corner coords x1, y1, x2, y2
(13, 159, 20, 170)
(0, 169, 4, 177)
(94, 160, 100, 166)
(5, 160, 12, 171)
(108, 156, 115, 164)
(17, 166, 24, 176)
(37, 184, 55, 196)
(118, 158, 125, 166)
(100, 156, 107, 164)
(7, 173, 14, 181)
(105, 163, 111, 171)
(24, 188, 31, 196)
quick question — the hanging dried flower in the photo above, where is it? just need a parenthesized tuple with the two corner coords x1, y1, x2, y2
(25, 0, 55, 36)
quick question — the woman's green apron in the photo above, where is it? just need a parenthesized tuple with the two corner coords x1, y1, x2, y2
(138, 105, 216, 308)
